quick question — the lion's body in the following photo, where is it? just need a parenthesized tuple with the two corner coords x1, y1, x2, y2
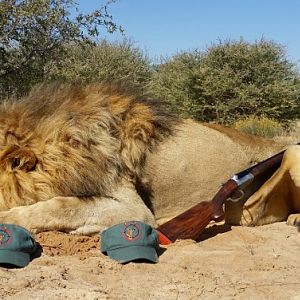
(144, 120, 282, 220)
(0, 83, 299, 234)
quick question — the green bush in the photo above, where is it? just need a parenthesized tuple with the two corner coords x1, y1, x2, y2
(233, 116, 284, 138)
(149, 51, 203, 118)
(45, 40, 152, 93)
(150, 39, 300, 124)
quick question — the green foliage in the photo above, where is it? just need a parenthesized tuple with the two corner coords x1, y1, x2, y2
(150, 39, 300, 123)
(45, 40, 151, 93)
(233, 116, 284, 138)
(149, 51, 203, 118)
(0, 0, 121, 98)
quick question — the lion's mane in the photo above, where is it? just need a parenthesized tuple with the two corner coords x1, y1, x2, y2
(0, 83, 174, 210)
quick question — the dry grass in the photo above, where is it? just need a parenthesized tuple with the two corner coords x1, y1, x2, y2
(233, 116, 300, 145)
(233, 116, 284, 138)
(273, 121, 300, 145)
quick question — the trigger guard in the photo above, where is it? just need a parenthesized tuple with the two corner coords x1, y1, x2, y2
(228, 189, 244, 202)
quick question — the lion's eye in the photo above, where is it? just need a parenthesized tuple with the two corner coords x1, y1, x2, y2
(11, 157, 20, 169)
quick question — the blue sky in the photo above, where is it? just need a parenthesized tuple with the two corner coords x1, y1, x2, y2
(77, 0, 300, 65)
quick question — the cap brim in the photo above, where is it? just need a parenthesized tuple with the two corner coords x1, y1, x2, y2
(0, 250, 30, 268)
(107, 245, 158, 264)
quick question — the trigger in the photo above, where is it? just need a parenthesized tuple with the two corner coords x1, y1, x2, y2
(213, 207, 225, 222)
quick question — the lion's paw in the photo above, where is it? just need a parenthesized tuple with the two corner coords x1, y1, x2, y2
(287, 213, 300, 226)
(0, 210, 19, 225)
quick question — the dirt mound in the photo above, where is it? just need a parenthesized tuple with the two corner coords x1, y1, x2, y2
(35, 231, 99, 258)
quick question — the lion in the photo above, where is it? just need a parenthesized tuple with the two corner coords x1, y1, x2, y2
(0, 83, 298, 235)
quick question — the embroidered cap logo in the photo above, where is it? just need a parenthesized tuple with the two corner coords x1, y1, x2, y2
(0, 226, 13, 247)
(122, 222, 142, 241)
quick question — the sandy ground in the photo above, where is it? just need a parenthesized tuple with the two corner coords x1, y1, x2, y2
(0, 221, 299, 300)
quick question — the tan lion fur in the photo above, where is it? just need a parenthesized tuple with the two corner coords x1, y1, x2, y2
(0, 83, 298, 235)
(225, 145, 300, 227)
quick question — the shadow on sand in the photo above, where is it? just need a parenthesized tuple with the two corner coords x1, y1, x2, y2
(197, 223, 232, 242)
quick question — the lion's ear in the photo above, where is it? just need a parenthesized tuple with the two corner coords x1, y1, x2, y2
(5, 147, 37, 172)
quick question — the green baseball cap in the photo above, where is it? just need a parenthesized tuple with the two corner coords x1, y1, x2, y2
(0, 224, 37, 268)
(100, 221, 159, 263)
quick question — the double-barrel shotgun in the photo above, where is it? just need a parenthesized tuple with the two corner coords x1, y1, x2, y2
(156, 146, 290, 245)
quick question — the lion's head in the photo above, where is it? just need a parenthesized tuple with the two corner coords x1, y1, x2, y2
(0, 83, 174, 211)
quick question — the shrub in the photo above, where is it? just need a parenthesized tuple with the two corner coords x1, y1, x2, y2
(45, 40, 152, 93)
(150, 39, 300, 124)
(149, 51, 203, 117)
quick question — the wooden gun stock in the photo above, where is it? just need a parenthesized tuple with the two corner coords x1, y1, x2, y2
(157, 179, 237, 244)
(157, 145, 292, 245)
